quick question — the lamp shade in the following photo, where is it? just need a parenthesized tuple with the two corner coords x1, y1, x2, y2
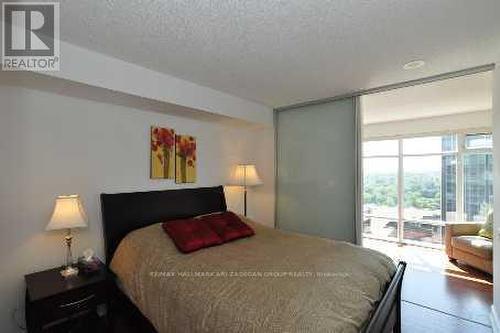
(229, 164, 263, 187)
(46, 195, 88, 231)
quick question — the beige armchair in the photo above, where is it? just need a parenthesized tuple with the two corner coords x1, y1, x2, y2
(444, 222, 492, 274)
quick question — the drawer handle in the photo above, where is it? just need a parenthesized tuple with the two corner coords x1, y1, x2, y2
(58, 294, 95, 308)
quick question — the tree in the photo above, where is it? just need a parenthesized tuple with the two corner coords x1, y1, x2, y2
(364, 172, 440, 210)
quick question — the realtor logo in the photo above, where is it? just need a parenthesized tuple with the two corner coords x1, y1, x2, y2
(2, 2, 60, 71)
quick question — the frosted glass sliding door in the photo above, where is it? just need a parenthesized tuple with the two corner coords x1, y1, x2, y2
(276, 98, 359, 243)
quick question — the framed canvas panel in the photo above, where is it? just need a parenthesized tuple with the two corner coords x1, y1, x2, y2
(175, 135, 197, 183)
(151, 126, 175, 179)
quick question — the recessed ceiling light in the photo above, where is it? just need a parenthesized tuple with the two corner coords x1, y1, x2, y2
(403, 60, 425, 70)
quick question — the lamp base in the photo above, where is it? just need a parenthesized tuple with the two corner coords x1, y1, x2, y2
(244, 186, 247, 217)
(60, 265, 79, 278)
(61, 229, 78, 277)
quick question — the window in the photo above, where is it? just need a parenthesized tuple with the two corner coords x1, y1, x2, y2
(363, 140, 398, 156)
(463, 134, 493, 221)
(363, 156, 398, 241)
(363, 132, 492, 247)
(403, 155, 446, 244)
(402, 135, 456, 154)
(465, 133, 492, 150)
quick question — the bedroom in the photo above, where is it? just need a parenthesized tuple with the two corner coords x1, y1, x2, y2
(0, 1, 499, 332)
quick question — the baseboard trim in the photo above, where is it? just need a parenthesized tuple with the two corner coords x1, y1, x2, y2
(491, 305, 500, 333)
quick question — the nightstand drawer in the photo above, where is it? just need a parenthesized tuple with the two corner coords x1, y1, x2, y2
(35, 283, 107, 324)
(25, 266, 109, 332)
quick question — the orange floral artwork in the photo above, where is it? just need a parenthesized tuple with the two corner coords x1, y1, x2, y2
(175, 135, 197, 183)
(151, 126, 175, 179)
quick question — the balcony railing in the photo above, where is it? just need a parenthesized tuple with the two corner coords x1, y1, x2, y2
(363, 214, 445, 248)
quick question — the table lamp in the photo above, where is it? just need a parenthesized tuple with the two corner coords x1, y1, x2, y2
(228, 164, 262, 216)
(46, 195, 88, 277)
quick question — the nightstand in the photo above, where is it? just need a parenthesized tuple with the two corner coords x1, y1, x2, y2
(25, 266, 110, 333)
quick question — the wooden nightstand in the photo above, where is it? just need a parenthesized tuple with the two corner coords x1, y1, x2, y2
(25, 266, 110, 333)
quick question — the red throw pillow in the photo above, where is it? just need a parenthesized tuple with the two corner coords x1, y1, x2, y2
(201, 211, 255, 242)
(162, 218, 223, 253)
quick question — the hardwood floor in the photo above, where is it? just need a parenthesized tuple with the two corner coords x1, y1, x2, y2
(364, 238, 493, 332)
(402, 302, 491, 333)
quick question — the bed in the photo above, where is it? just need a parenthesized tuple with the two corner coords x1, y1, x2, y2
(101, 186, 406, 333)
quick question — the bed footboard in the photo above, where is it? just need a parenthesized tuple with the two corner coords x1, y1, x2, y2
(364, 261, 407, 333)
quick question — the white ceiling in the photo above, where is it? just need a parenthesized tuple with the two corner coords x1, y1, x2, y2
(52, 1, 500, 107)
(362, 71, 493, 124)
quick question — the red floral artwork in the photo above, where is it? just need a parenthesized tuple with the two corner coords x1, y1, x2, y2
(151, 126, 175, 179)
(176, 135, 197, 183)
(177, 136, 196, 158)
(152, 127, 174, 150)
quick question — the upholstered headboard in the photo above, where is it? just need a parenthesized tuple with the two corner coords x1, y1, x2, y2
(100, 186, 227, 264)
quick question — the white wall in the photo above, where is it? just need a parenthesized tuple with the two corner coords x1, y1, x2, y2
(364, 110, 492, 140)
(492, 64, 500, 329)
(0, 73, 275, 332)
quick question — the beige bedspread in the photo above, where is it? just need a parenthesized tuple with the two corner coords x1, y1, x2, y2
(110, 218, 395, 333)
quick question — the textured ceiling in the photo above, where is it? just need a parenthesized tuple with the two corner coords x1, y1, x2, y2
(52, 0, 500, 107)
(362, 71, 492, 124)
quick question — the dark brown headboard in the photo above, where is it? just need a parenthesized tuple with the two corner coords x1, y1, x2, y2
(100, 186, 227, 264)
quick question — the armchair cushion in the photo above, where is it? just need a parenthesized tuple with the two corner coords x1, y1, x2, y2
(451, 235, 492, 259)
(478, 210, 494, 239)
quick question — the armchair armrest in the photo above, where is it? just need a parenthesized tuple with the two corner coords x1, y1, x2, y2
(444, 222, 483, 258)
(445, 222, 483, 236)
